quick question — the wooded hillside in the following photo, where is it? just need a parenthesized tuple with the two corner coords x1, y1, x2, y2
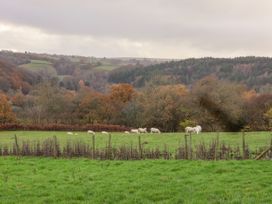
(109, 57, 272, 93)
(0, 51, 271, 132)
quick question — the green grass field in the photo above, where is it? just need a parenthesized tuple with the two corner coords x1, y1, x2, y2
(93, 63, 119, 71)
(19, 60, 57, 76)
(0, 157, 272, 203)
(0, 131, 271, 151)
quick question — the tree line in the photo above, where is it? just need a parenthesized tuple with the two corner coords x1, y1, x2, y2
(1, 76, 271, 132)
(109, 57, 272, 93)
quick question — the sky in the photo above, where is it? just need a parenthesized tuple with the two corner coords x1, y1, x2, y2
(0, 0, 272, 58)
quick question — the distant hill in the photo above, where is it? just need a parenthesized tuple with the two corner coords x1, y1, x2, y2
(0, 59, 37, 94)
(0, 50, 170, 92)
(108, 57, 272, 93)
(1, 51, 272, 93)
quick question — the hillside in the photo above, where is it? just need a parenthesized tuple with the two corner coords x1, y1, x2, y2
(109, 57, 272, 93)
(0, 52, 271, 131)
(1, 51, 272, 93)
(0, 60, 37, 94)
(0, 51, 169, 92)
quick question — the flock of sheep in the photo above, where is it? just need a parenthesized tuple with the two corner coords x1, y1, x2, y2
(66, 126, 202, 135)
(126, 127, 161, 134)
(185, 125, 202, 134)
(66, 127, 161, 135)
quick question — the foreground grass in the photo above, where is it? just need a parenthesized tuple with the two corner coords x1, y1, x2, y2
(0, 157, 272, 203)
(0, 131, 271, 151)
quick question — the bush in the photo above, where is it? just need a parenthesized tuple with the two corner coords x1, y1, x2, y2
(0, 123, 129, 132)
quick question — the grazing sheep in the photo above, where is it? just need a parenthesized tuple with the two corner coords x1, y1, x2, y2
(194, 125, 202, 134)
(67, 132, 73, 135)
(101, 131, 109, 134)
(185, 125, 202, 134)
(131, 129, 140, 134)
(87, 130, 95, 135)
(150, 128, 161, 134)
(185, 126, 195, 133)
(138, 128, 148, 133)
(124, 131, 130, 134)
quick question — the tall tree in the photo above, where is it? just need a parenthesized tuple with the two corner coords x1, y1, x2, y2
(191, 76, 246, 131)
(0, 93, 16, 124)
(141, 84, 188, 131)
(104, 83, 136, 124)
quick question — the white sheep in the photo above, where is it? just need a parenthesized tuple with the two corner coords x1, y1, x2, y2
(124, 131, 130, 134)
(185, 126, 195, 133)
(185, 125, 202, 134)
(101, 131, 109, 134)
(67, 132, 73, 135)
(194, 125, 202, 134)
(130, 129, 140, 134)
(87, 130, 95, 135)
(138, 128, 148, 133)
(150, 128, 161, 133)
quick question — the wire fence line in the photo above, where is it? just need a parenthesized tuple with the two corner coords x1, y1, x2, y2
(0, 133, 272, 160)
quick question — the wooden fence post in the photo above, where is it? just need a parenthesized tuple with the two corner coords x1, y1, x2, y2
(215, 132, 219, 160)
(92, 134, 96, 159)
(184, 134, 188, 159)
(108, 134, 112, 159)
(138, 135, 142, 159)
(53, 135, 58, 158)
(242, 131, 246, 159)
(189, 132, 192, 159)
(14, 134, 19, 158)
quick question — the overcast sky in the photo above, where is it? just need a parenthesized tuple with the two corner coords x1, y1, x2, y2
(0, 0, 272, 58)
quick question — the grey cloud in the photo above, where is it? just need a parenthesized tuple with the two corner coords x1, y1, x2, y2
(0, 0, 272, 57)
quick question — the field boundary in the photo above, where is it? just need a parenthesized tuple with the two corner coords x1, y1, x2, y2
(1, 133, 272, 160)
(0, 123, 129, 132)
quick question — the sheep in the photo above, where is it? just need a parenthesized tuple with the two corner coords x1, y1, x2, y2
(131, 129, 140, 134)
(101, 131, 109, 134)
(150, 128, 161, 133)
(194, 125, 202, 134)
(124, 131, 130, 134)
(87, 130, 95, 135)
(185, 125, 202, 134)
(138, 128, 148, 133)
(185, 126, 195, 133)
(67, 132, 73, 135)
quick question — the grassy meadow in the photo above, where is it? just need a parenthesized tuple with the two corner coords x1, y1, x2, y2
(19, 60, 57, 76)
(1, 157, 272, 203)
(1, 132, 272, 203)
(0, 131, 271, 151)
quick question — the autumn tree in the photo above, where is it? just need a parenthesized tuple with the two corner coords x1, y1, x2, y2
(31, 81, 72, 124)
(140, 84, 188, 131)
(264, 107, 272, 129)
(119, 94, 144, 127)
(0, 93, 16, 124)
(103, 83, 136, 124)
(191, 76, 246, 131)
(76, 84, 104, 124)
(244, 94, 272, 130)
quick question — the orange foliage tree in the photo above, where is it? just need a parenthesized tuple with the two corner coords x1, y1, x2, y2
(140, 84, 188, 131)
(77, 88, 104, 124)
(0, 93, 16, 124)
(102, 83, 136, 124)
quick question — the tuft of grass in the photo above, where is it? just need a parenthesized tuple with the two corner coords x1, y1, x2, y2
(0, 157, 272, 203)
